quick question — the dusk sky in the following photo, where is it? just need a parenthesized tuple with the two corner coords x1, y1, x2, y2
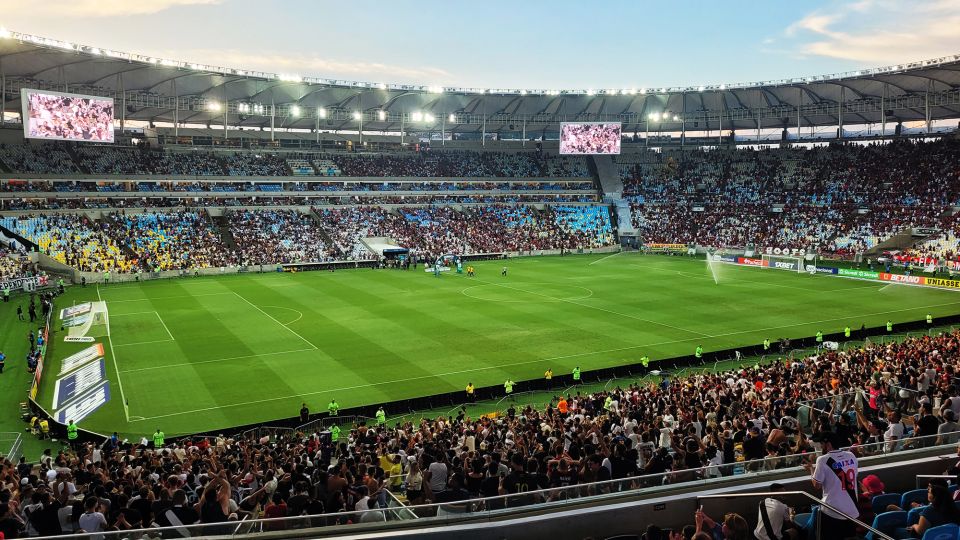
(3, 0, 959, 89)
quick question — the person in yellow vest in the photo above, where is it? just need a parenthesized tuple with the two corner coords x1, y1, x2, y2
(504, 379, 514, 395)
(153, 428, 165, 448)
(640, 355, 650, 369)
(695, 345, 703, 360)
(844, 326, 851, 339)
(927, 313, 934, 326)
(466, 382, 475, 402)
(763, 339, 771, 351)
(376, 406, 386, 426)
(39, 417, 49, 439)
(67, 419, 78, 450)
(544, 368, 553, 389)
(573, 366, 581, 383)
(328, 399, 339, 416)
(815, 331, 823, 344)
(886, 320, 893, 334)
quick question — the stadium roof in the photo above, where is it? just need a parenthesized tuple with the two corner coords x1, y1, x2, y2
(2, 29, 960, 134)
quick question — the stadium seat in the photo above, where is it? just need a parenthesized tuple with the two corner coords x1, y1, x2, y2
(922, 523, 959, 540)
(873, 493, 903, 514)
(907, 505, 927, 526)
(902, 489, 929, 509)
(866, 511, 907, 540)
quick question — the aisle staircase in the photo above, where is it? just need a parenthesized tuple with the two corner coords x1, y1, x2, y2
(308, 208, 335, 246)
(209, 212, 238, 251)
(589, 156, 634, 236)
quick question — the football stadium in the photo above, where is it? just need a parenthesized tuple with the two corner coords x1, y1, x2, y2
(1, 4, 960, 539)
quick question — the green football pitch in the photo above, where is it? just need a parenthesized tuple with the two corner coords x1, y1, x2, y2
(40, 253, 960, 437)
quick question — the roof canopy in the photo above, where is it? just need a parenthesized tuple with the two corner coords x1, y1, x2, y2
(2, 30, 959, 134)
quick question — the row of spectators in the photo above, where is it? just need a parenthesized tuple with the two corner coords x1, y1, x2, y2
(0, 180, 595, 193)
(3, 328, 959, 536)
(0, 143, 590, 178)
(0, 193, 599, 212)
(0, 205, 613, 272)
(622, 139, 960, 256)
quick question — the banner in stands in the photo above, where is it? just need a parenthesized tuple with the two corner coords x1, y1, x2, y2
(838, 269, 879, 279)
(0, 274, 47, 292)
(879, 273, 924, 285)
(53, 359, 106, 409)
(647, 243, 687, 252)
(763, 247, 809, 256)
(58, 344, 103, 375)
(925, 277, 960, 289)
(737, 257, 768, 267)
(60, 302, 92, 320)
(54, 382, 110, 424)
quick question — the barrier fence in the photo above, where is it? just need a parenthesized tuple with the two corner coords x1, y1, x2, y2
(24, 432, 954, 540)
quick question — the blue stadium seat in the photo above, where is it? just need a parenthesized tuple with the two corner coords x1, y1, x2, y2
(902, 489, 929, 509)
(866, 511, 906, 540)
(873, 493, 903, 514)
(922, 523, 959, 540)
(907, 505, 927, 526)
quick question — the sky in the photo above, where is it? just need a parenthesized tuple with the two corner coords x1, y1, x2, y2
(1, 0, 959, 89)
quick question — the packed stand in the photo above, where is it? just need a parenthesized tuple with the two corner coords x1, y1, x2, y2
(0, 214, 132, 272)
(4, 329, 960, 536)
(620, 139, 960, 255)
(229, 209, 334, 265)
(103, 212, 236, 271)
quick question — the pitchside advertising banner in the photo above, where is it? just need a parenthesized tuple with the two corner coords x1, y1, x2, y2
(53, 359, 106, 409)
(737, 257, 768, 267)
(58, 343, 103, 376)
(54, 383, 110, 425)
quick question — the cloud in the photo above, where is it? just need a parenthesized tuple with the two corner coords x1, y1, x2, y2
(3, 0, 221, 17)
(784, 0, 960, 64)
(150, 48, 456, 84)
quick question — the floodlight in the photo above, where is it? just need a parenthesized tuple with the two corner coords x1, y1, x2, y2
(424, 113, 435, 123)
(673, 115, 679, 121)
(352, 111, 362, 121)
(411, 111, 424, 122)
(291, 105, 300, 117)
(378, 110, 386, 121)
(318, 108, 327, 118)
(698, 86, 705, 92)
(0, 28, 10, 39)
(208, 101, 221, 112)
(586, 89, 595, 96)
(448, 114, 456, 123)
(640, 88, 646, 94)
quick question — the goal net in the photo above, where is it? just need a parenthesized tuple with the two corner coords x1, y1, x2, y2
(761, 254, 806, 273)
(64, 301, 109, 343)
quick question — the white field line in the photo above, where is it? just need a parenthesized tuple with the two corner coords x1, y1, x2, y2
(110, 311, 163, 317)
(119, 347, 317, 374)
(232, 292, 319, 350)
(98, 284, 130, 422)
(588, 252, 622, 266)
(260, 305, 304, 325)
(101, 292, 236, 303)
(113, 338, 176, 348)
(154, 312, 175, 341)
(127, 298, 960, 422)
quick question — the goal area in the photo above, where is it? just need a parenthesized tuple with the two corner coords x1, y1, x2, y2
(64, 301, 109, 343)
(761, 254, 816, 273)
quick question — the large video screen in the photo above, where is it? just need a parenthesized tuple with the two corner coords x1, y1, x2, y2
(21, 89, 115, 143)
(559, 122, 621, 155)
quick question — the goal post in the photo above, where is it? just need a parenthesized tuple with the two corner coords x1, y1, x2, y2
(64, 301, 109, 343)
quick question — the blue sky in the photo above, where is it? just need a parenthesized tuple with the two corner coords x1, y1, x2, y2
(4, 0, 960, 88)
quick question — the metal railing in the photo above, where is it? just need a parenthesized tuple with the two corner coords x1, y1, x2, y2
(696, 491, 894, 540)
(24, 431, 957, 540)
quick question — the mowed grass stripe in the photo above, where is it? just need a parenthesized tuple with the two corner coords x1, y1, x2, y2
(43, 254, 960, 436)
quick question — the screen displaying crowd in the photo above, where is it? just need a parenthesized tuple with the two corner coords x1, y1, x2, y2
(559, 123, 622, 155)
(24, 91, 115, 143)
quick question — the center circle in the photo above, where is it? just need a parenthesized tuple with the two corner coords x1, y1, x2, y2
(460, 283, 594, 303)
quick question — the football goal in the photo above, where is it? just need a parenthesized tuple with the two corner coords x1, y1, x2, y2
(761, 254, 816, 274)
(64, 301, 109, 343)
